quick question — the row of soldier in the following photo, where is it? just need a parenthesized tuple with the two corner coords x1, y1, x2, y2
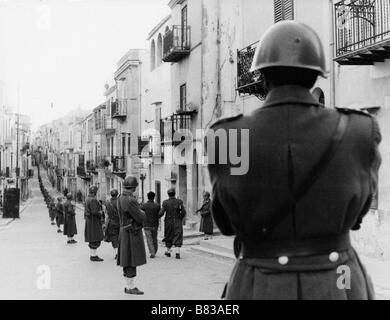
(37, 166, 214, 295)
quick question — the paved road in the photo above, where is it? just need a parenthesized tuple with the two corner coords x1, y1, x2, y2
(0, 174, 232, 300)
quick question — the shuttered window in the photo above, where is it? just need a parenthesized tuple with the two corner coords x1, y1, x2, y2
(274, 0, 294, 23)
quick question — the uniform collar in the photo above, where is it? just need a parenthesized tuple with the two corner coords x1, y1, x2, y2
(261, 85, 319, 110)
(122, 189, 133, 196)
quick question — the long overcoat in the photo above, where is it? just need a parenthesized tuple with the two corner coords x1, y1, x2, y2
(199, 199, 213, 235)
(104, 197, 120, 243)
(84, 194, 104, 243)
(55, 202, 64, 225)
(117, 190, 147, 268)
(63, 200, 77, 237)
(159, 197, 186, 247)
(208, 85, 382, 300)
(49, 201, 56, 219)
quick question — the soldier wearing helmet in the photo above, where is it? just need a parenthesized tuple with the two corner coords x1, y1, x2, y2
(117, 176, 146, 295)
(63, 193, 77, 244)
(84, 185, 104, 261)
(159, 188, 186, 259)
(104, 189, 120, 259)
(55, 196, 65, 233)
(207, 21, 381, 300)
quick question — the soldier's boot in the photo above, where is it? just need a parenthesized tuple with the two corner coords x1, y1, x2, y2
(175, 247, 181, 259)
(90, 256, 104, 262)
(125, 288, 144, 295)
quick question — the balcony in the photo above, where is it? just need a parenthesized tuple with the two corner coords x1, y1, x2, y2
(160, 113, 192, 146)
(162, 25, 191, 63)
(111, 100, 127, 121)
(334, 0, 390, 65)
(111, 156, 127, 179)
(86, 160, 98, 174)
(95, 115, 115, 134)
(237, 41, 267, 100)
(67, 169, 76, 177)
(77, 166, 91, 181)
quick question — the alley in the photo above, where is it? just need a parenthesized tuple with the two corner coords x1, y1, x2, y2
(0, 173, 232, 300)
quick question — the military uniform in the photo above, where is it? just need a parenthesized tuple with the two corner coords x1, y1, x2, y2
(63, 199, 77, 238)
(117, 189, 147, 278)
(159, 197, 186, 249)
(207, 85, 381, 300)
(104, 197, 120, 249)
(55, 201, 64, 230)
(84, 193, 104, 249)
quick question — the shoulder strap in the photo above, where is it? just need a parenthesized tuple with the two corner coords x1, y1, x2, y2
(262, 114, 350, 237)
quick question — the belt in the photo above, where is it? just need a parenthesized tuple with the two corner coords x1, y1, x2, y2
(241, 233, 351, 259)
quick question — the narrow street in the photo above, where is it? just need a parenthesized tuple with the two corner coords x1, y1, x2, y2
(0, 173, 232, 300)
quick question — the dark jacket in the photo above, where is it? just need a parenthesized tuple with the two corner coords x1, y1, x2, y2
(117, 190, 147, 268)
(159, 197, 186, 247)
(84, 194, 104, 243)
(208, 85, 381, 300)
(63, 199, 77, 236)
(104, 197, 120, 242)
(141, 200, 161, 228)
(199, 199, 213, 235)
(49, 201, 56, 219)
(55, 202, 64, 225)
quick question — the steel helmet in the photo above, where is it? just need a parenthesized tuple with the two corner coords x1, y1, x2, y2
(89, 186, 98, 194)
(123, 176, 138, 189)
(110, 189, 119, 197)
(66, 193, 72, 200)
(167, 188, 176, 196)
(250, 21, 327, 77)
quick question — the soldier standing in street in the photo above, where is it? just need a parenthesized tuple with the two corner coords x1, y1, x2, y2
(49, 196, 56, 225)
(207, 21, 381, 300)
(196, 191, 213, 240)
(84, 186, 104, 262)
(104, 189, 120, 259)
(63, 193, 77, 244)
(159, 188, 186, 259)
(141, 191, 161, 258)
(55, 197, 65, 233)
(117, 176, 146, 295)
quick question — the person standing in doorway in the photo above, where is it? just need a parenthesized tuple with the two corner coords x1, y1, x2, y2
(84, 186, 104, 262)
(197, 191, 213, 240)
(141, 191, 161, 258)
(159, 188, 186, 259)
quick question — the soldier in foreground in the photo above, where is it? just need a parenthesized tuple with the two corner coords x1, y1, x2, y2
(117, 176, 146, 295)
(207, 21, 381, 300)
(159, 188, 186, 259)
(141, 191, 161, 258)
(104, 189, 120, 259)
(84, 186, 104, 262)
(63, 193, 77, 244)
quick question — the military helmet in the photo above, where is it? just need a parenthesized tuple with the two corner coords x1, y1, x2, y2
(110, 189, 119, 197)
(167, 188, 176, 196)
(89, 185, 98, 194)
(66, 193, 72, 200)
(123, 176, 138, 189)
(57, 196, 62, 201)
(250, 21, 327, 77)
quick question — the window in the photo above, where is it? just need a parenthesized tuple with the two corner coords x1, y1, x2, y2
(274, 0, 294, 23)
(181, 5, 188, 46)
(127, 134, 131, 155)
(157, 34, 163, 67)
(122, 134, 126, 156)
(180, 84, 187, 111)
(150, 40, 156, 71)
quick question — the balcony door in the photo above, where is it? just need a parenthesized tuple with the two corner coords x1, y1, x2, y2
(181, 5, 188, 48)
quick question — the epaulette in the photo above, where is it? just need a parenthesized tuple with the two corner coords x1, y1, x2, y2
(210, 114, 243, 128)
(335, 107, 372, 117)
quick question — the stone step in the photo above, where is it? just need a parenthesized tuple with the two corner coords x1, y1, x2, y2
(190, 236, 236, 262)
(191, 245, 235, 263)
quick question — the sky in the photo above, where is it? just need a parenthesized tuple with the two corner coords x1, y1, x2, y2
(0, 0, 170, 130)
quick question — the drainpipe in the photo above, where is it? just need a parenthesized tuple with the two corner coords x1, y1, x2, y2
(329, 0, 336, 108)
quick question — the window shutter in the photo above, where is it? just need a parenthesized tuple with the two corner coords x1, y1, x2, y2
(274, 0, 283, 23)
(274, 0, 294, 23)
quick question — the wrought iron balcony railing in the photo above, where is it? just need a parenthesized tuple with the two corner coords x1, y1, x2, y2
(162, 25, 191, 63)
(237, 41, 267, 100)
(111, 100, 128, 120)
(95, 115, 115, 132)
(334, 0, 390, 64)
(160, 113, 192, 146)
(86, 160, 98, 173)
